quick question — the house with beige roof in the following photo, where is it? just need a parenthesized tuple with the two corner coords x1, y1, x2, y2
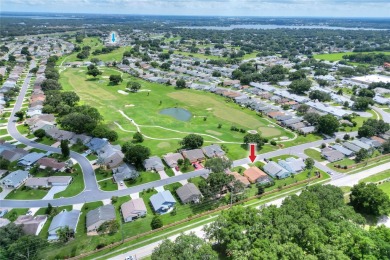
(121, 198, 147, 222)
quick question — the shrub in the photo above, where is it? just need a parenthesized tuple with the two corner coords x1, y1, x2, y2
(270, 140, 277, 146)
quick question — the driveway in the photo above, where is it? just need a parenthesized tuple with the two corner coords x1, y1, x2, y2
(154, 186, 165, 192)
(42, 186, 67, 200)
(0, 188, 14, 200)
(157, 170, 169, 180)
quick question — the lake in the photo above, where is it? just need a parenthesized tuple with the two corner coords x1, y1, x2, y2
(178, 24, 388, 31)
(160, 108, 192, 121)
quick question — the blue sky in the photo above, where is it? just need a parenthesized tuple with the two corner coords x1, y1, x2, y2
(2, 0, 390, 17)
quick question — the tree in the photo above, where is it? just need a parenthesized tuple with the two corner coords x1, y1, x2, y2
(308, 90, 331, 102)
(304, 112, 321, 126)
(160, 62, 170, 70)
(127, 81, 141, 92)
(350, 182, 390, 216)
(45, 203, 53, 215)
(181, 134, 204, 149)
(61, 91, 80, 106)
(297, 104, 309, 114)
(176, 79, 186, 88)
(123, 144, 151, 168)
(133, 132, 144, 143)
(34, 129, 46, 139)
(60, 140, 70, 158)
(151, 233, 217, 260)
(14, 111, 24, 121)
(354, 148, 368, 163)
(358, 119, 390, 137)
(41, 79, 62, 91)
(317, 114, 339, 135)
(243, 133, 264, 149)
(288, 79, 312, 94)
(86, 65, 102, 78)
(358, 124, 376, 138)
(109, 75, 123, 85)
(212, 71, 221, 77)
(305, 158, 315, 171)
(353, 97, 374, 111)
(198, 172, 234, 200)
(151, 216, 163, 230)
(56, 226, 74, 243)
(343, 134, 350, 140)
(61, 112, 97, 134)
(204, 158, 232, 173)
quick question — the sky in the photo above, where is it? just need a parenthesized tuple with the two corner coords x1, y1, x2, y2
(2, 0, 390, 17)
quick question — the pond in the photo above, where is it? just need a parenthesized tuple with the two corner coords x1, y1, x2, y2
(160, 108, 192, 121)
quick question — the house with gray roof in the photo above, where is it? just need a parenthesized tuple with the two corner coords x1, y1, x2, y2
(0, 148, 28, 162)
(350, 139, 371, 150)
(282, 117, 303, 126)
(86, 205, 116, 232)
(150, 190, 176, 214)
(112, 163, 139, 183)
(48, 210, 80, 241)
(86, 138, 109, 152)
(322, 149, 344, 162)
(45, 127, 75, 141)
(332, 144, 354, 156)
(0, 170, 29, 188)
(278, 157, 305, 174)
(18, 152, 46, 166)
(14, 215, 47, 236)
(69, 134, 92, 145)
(143, 156, 164, 171)
(182, 149, 205, 163)
(176, 183, 202, 204)
(263, 161, 290, 179)
(163, 153, 184, 168)
(343, 142, 363, 153)
(121, 198, 147, 222)
(202, 144, 225, 158)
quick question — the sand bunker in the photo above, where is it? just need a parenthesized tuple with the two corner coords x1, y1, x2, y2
(118, 90, 128, 95)
(125, 104, 135, 107)
(248, 130, 258, 134)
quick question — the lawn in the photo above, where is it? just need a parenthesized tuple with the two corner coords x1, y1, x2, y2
(5, 186, 48, 200)
(359, 170, 390, 183)
(125, 171, 160, 188)
(378, 182, 390, 197)
(53, 164, 85, 198)
(0, 128, 8, 135)
(95, 168, 112, 181)
(268, 154, 298, 161)
(59, 66, 292, 158)
(37, 136, 57, 146)
(304, 148, 325, 162)
(16, 124, 29, 135)
(99, 179, 118, 191)
(314, 51, 390, 62)
(327, 158, 356, 172)
(4, 208, 29, 221)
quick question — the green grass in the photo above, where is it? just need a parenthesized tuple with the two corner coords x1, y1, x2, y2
(0, 128, 8, 135)
(269, 154, 298, 161)
(16, 124, 29, 135)
(37, 136, 57, 146)
(314, 51, 390, 62)
(4, 208, 29, 221)
(95, 168, 112, 181)
(5, 186, 48, 200)
(359, 170, 390, 183)
(164, 182, 182, 193)
(53, 164, 85, 198)
(59, 66, 292, 158)
(99, 179, 118, 191)
(231, 166, 246, 174)
(87, 153, 98, 161)
(125, 171, 160, 187)
(327, 158, 356, 172)
(188, 176, 204, 187)
(378, 182, 390, 197)
(164, 166, 175, 177)
(304, 148, 325, 162)
(71, 143, 87, 153)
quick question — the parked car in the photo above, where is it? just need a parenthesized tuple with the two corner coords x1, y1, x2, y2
(120, 181, 124, 186)
(125, 256, 134, 260)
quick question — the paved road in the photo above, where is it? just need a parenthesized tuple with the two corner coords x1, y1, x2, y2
(372, 106, 390, 124)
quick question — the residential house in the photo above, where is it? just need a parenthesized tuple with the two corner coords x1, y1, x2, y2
(263, 161, 290, 179)
(182, 149, 205, 163)
(48, 210, 80, 241)
(228, 172, 250, 187)
(243, 167, 269, 184)
(37, 157, 66, 171)
(25, 176, 72, 189)
(69, 134, 92, 145)
(143, 156, 165, 171)
(176, 183, 202, 204)
(350, 139, 371, 150)
(86, 138, 109, 152)
(112, 163, 139, 183)
(18, 152, 46, 166)
(322, 149, 344, 162)
(163, 153, 184, 168)
(14, 215, 48, 235)
(329, 145, 352, 158)
(0, 170, 29, 188)
(343, 142, 363, 153)
(202, 144, 225, 158)
(86, 205, 116, 232)
(150, 190, 176, 214)
(278, 157, 306, 174)
(0, 148, 28, 162)
(121, 198, 147, 222)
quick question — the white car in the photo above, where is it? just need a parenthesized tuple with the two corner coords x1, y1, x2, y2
(125, 256, 134, 260)
(120, 181, 124, 186)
